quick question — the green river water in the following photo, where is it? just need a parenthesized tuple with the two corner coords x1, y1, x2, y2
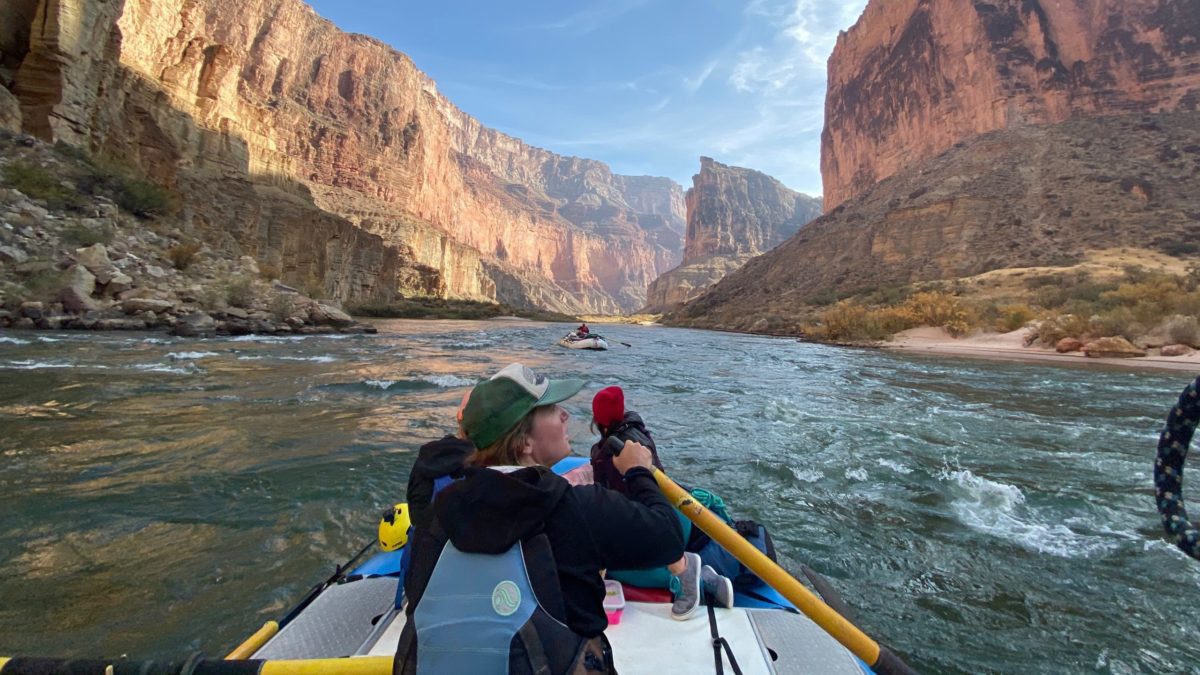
(0, 319, 1197, 673)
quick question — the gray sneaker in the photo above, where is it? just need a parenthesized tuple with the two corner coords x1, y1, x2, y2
(671, 552, 702, 620)
(701, 565, 735, 609)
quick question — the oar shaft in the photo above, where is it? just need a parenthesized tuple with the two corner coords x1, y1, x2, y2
(653, 469, 913, 674)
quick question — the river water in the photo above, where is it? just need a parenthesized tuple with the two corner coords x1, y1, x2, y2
(0, 319, 1197, 673)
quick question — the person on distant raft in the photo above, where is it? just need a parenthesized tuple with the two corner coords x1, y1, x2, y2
(577, 322, 590, 336)
(396, 364, 684, 674)
(589, 385, 735, 619)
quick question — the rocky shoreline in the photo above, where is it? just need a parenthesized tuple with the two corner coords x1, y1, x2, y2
(0, 135, 376, 338)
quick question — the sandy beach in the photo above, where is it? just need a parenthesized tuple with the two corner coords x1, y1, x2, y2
(883, 327, 1200, 373)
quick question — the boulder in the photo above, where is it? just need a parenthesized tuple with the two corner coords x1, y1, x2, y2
(0, 245, 28, 264)
(310, 302, 354, 327)
(1161, 344, 1195, 357)
(1055, 337, 1084, 353)
(19, 302, 45, 320)
(58, 265, 100, 313)
(1082, 336, 1147, 358)
(121, 298, 176, 314)
(105, 273, 134, 296)
(73, 244, 121, 284)
(172, 311, 217, 337)
(94, 318, 147, 331)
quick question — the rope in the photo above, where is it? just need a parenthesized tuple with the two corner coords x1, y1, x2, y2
(1154, 376, 1200, 560)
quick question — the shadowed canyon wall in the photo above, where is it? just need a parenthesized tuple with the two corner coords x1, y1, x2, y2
(822, 0, 1200, 210)
(0, 0, 685, 312)
(643, 157, 821, 312)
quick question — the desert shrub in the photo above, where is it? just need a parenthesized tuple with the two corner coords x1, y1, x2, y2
(61, 221, 114, 247)
(2, 161, 84, 210)
(892, 291, 971, 336)
(858, 284, 912, 306)
(1163, 315, 1200, 347)
(269, 293, 295, 322)
(1088, 307, 1143, 341)
(167, 242, 203, 270)
(301, 279, 327, 300)
(805, 288, 839, 306)
(110, 176, 173, 217)
(1034, 277, 1117, 309)
(1100, 276, 1184, 315)
(809, 300, 889, 342)
(79, 157, 174, 218)
(225, 276, 255, 309)
(13, 266, 65, 304)
(1033, 314, 1091, 346)
(258, 263, 281, 281)
(996, 303, 1037, 332)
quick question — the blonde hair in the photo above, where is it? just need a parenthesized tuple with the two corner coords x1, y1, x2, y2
(465, 411, 536, 467)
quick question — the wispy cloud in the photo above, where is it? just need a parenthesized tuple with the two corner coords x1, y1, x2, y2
(729, 0, 866, 95)
(510, 0, 651, 35)
(682, 60, 718, 94)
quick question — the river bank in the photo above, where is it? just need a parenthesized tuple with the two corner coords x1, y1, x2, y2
(883, 326, 1200, 372)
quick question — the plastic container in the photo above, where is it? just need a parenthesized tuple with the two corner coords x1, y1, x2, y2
(603, 579, 626, 625)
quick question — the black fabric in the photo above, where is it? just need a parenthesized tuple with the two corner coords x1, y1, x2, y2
(403, 464, 684, 638)
(589, 412, 665, 495)
(405, 435, 474, 536)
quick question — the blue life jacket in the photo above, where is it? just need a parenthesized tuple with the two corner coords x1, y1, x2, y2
(395, 467, 601, 675)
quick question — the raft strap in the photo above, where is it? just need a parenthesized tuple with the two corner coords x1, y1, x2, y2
(704, 598, 743, 675)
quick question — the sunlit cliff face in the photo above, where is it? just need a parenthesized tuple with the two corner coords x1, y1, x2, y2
(2, 0, 685, 313)
(822, 0, 1200, 211)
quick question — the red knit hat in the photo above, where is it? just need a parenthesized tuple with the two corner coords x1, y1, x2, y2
(592, 386, 625, 428)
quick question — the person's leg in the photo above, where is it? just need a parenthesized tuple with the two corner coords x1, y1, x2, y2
(608, 567, 680, 595)
(670, 552, 702, 620)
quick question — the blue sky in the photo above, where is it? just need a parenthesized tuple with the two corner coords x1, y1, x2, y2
(304, 0, 869, 198)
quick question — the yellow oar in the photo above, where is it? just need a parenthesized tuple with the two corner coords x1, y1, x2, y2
(652, 467, 917, 675)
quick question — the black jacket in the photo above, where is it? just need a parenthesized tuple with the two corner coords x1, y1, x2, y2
(405, 462, 684, 637)
(589, 412, 665, 495)
(405, 435, 474, 536)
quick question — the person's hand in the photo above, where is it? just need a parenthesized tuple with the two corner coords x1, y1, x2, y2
(612, 440, 654, 475)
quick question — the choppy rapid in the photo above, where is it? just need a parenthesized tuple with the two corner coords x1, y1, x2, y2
(1, 320, 1197, 673)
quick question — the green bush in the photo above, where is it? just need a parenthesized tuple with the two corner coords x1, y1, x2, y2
(269, 293, 296, 322)
(2, 161, 84, 211)
(62, 221, 114, 247)
(997, 303, 1037, 332)
(225, 276, 255, 309)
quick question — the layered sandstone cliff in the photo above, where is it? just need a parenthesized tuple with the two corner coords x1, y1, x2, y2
(0, 0, 685, 312)
(669, 113, 1200, 333)
(644, 157, 820, 312)
(823, 0, 1200, 210)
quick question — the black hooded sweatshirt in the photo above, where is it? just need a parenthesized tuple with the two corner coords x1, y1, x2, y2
(589, 412, 665, 495)
(404, 457, 684, 637)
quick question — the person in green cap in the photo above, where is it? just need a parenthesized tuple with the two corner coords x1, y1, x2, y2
(396, 363, 685, 674)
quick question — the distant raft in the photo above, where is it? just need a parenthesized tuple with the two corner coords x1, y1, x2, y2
(557, 332, 609, 350)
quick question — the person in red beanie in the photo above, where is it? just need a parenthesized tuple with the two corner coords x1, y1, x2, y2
(589, 385, 734, 619)
(589, 386, 663, 493)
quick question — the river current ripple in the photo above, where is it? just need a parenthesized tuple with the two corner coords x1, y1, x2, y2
(1, 320, 1197, 673)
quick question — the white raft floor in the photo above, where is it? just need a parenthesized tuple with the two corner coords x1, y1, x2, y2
(365, 598, 867, 674)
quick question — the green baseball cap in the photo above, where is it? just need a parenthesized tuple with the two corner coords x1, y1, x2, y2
(461, 363, 584, 449)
